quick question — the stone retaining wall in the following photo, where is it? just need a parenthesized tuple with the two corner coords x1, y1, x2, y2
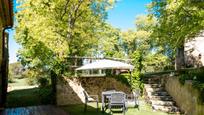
(165, 76, 204, 115)
(56, 76, 131, 105)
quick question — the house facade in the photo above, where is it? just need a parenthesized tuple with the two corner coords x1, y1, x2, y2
(0, 0, 13, 109)
(185, 32, 204, 68)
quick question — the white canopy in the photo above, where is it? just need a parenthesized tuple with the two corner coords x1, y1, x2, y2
(76, 59, 134, 71)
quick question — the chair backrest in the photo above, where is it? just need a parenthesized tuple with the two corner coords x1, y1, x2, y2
(83, 90, 89, 101)
(133, 89, 140, 98)
(110, 92, 126, 104)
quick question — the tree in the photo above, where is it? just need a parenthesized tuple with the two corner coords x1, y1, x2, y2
(121, 15, 169, 90)
(15, 0, 116, 104)
(15, 0, 115, 75)
(96, 24, 125, 58)
(149, 0, 204, 70)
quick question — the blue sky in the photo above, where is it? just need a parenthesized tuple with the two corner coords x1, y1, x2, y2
(107, 0, 151, 30)
(9, 0, 151, 63)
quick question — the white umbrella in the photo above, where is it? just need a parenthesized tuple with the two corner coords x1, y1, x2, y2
(76, 59, 134, 70)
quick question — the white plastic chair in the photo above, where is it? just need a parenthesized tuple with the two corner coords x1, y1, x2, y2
(108, 92, 127, 114)
(83, 90, 98, 112)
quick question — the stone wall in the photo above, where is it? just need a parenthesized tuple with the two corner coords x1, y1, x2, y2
(56, 76, 131, 105)
(185, 32, 204, 67)
(165, 76, 204, 115)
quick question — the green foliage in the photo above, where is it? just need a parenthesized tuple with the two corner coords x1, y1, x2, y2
(148, 0, 204, 70)
(37, 77, 49, 87)
(8, 71, 14, 83)
(22, 68, 51, 86)
(9, 62, 24, 81)
(131, 71, 144, 91)
(15, 0, 116, 76)
(95, 24, 125, 58)
(178, 68, 204, 104)
(22, 69, 38, 85)
(38, 86, 53, 104)
(149, 0, 204, 48)
(112, 73, 131, 87)
(121, 15, 170, 91)
(145, 53, 171, 72)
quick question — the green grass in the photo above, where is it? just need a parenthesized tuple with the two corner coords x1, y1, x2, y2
(61, 100, 176, 115)
(9, 78, 29, 87)
(6, 86, 53, 108)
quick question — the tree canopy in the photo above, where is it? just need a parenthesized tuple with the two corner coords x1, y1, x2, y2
(148, 0, 204, 69)
(149, 0, 204, 47)
(15, 0, 116, 75)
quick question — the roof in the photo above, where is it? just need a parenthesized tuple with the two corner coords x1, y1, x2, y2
(76, 59, 134, 70)
(0, 0, 13, 27)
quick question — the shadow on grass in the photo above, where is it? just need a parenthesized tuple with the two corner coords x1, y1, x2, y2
(61, 103, 112, 115)
(61, 101, 183, 115)
(6, 86, 53, 108)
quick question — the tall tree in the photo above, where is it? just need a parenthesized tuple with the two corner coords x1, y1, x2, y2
(97, 24, 125, 58)
(149, 0, 204, 70)
(15, 0, 115, 75)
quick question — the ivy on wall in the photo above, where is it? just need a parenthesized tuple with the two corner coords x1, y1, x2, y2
(178, 67, 204, 104)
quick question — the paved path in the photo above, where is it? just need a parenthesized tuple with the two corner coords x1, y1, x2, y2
(0, 105, 68, 115)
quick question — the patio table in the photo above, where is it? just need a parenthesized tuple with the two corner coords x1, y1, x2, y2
(101, 90, 124, 112)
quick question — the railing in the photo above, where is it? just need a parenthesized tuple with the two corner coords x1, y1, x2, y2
(143, 67, 204, 78)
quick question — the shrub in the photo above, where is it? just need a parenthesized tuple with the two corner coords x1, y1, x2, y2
(38, 86, 53, 104)
(178, 68, 204, 104)
(132, 71, 144, 92)
(37, 77, 49, 87)
(112, 73, 131, 87)
(26, 77, 36, 85)
(8, 72, 14, 83)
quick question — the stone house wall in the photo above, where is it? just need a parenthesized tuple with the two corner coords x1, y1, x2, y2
(56, 76, 131, 105)
(165, 76, 204, 115)
(185, 32, 204, 67)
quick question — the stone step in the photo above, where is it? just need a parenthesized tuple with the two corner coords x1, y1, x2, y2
(145, 87, 164, 92)
(144, 77, 181, 114)
(150, 96, 173, 101)
(151, 91, 169, 96)
(144, 84, 163, 88)
(152, 105, 181, 113)
(151, 100, 175, 106)
(145, 81, 161, 84)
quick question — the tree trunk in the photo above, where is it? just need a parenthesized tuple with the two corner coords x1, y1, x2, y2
(50, 70, 57, 105)
(175, 43, 185, 70)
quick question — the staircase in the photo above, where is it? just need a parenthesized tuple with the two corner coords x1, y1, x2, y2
(144, 76, 181, 114)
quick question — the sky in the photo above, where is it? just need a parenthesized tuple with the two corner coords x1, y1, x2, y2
(107, 0, 151, 30)
(8, 0, 151, 63)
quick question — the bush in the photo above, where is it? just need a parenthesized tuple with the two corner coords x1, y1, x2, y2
(23, 69, 38, 85)
(8, 72, 14, 83)
(178, 68, 204, 104)
(26, 78, 36, 85)
(112, 73, 131, 87)
(38, 86, 53, 104)
(132, 71, 144, 92)
(37, 77, 49, 87)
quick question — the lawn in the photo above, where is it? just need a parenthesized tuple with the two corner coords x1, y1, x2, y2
(61, 100, 176, 115)
(6, 86, 54, 108)
(7, 75, 54, 108)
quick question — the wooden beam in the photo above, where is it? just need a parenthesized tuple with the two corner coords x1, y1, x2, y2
(0, 0, 13, 27)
